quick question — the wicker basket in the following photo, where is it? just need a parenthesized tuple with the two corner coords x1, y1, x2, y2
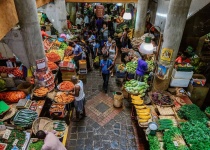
(32, 117, 52, 134)
(205, 111, 210, 118)
(17, 82, 33, 95)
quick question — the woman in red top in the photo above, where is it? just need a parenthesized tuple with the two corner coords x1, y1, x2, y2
(175, 52, 191, 64)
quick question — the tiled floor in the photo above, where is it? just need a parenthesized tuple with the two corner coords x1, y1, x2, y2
(65, 55, 147, 150)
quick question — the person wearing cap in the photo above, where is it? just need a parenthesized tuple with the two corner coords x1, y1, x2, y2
(100, 54, 114, 93)
(69, 76, 86, 122)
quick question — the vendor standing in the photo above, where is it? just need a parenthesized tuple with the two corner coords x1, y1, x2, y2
(175, 52, 191, 64)
(69, 41, 83, 69)
(135, 55, 148, 81)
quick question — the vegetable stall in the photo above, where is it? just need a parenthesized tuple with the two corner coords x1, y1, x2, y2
(0, 37, 88, 149)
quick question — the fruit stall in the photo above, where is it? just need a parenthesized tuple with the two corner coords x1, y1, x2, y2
(0, 38, 87, 150)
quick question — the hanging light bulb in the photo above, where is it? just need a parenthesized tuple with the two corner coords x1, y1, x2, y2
(139, 36, 154, 54)
(116, 3, 123, 6)
(123, 8, 132, 20)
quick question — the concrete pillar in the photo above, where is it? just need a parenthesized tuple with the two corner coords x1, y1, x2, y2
(153, 0, 192, 91)
(54, 0, 67, 33)
(67, 3, 76, 25)
(14, 0, 45, 67)
(46, 0, 67, 33)
(134, 0, 149, 37)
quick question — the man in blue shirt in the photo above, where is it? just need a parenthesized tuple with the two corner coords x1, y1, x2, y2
(69, 41, 83, 69)
(100, 54, 113, 93)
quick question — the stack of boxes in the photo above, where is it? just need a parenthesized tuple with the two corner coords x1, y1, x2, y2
(78, 60, 87, 81)
(60, 62, 76, 81)
(170, 68, 193, 87)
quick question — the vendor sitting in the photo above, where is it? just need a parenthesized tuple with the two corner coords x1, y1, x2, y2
(175, 52, 191, 64)
(135, 55, 148, 81)
(36, 130, 66, 150)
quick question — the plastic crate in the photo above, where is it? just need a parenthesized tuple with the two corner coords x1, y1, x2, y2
(79, 60, 87, 69)
(116, 71, 126, 78)
(176, 66, 194, 72)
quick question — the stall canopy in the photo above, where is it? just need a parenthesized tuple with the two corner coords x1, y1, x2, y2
(0, 0, 18, 40)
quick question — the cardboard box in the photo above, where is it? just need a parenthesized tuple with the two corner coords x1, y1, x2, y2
(172, 69, 193, 79)
(170, 76, 190, 87)
(192, 74, 206, 86)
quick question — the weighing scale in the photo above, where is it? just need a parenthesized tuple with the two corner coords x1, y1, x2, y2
(146, 122, 158, 135)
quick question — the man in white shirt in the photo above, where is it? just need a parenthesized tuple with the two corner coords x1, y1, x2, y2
(84, 14, 89, 27)
(75, 14, 83, 26)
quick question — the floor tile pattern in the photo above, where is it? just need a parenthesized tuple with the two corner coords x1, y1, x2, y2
(65, 56, 147, 150)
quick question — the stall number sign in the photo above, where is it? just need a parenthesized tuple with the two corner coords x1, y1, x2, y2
(160, 48, 173, 62)
(36, 58, 47, 72)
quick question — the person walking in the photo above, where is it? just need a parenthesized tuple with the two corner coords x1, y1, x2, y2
(108, 40, 118, 77)
(100, 23, 109, 46)
(36, 130, 67, 150)
(100, 54, 113, 93)
(70, 76, 86, 122)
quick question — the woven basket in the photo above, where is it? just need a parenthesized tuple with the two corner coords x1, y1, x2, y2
(205, 111, 210, 118)
(43, 120, 67, 138)
(0, 107, 17, 122)
(32, 117, 52, 134)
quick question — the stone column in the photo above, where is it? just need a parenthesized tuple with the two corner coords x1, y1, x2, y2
(54, 0, 67, 33)
(153, 0, 192, 91)
(134, 0, 149, 37)
(67, 3, 76, 25)
(14, 0, 45, 67)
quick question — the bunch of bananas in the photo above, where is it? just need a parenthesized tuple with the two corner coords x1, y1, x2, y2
(131, 95, 151, 124)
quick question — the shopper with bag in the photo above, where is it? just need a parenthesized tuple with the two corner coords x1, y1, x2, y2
(108, 40, 118, 77)
(69, 41, 83, 69)
(100, 54, 114, 93)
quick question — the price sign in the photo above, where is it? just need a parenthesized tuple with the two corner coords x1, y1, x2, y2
(173, 141, 179, 147)
(36, 58, 47, 72)
(3, 129, 11, 140)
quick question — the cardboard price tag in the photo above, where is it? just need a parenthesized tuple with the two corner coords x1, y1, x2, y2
(3, 129, 11, 140)
(173, 141, 179, 147)
(12, 139, 19, 146)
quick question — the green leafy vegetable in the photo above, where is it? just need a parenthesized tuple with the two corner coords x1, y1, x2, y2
(178, 104, 208, 123)
(158, 119, 173, 130)
(29, 140, 44, 150)
(148, 135, 161, 150)
(205, 106, 210, 114)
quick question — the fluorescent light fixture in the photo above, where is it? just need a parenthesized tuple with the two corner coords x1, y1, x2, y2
(116, 3, 123, 6)
(123, 9, 132, 20)
(139, 37, 154, 54)
(156, 12, 167, 18)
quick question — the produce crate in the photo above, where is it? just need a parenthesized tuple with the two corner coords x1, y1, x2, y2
(176, 65, 194, 72)
(116, 71, 126, 78)
(79, 60, 87, 69)
(79, 69, 87, 74)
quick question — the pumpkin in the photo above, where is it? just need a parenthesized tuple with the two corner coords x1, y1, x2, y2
(0, 91, 26, 103)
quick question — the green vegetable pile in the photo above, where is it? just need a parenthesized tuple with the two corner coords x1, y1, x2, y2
(124, 79, 149, 96)
(0, 79, 6, 91)
(14, 109, 38, 128)
(29, 140, 44, 150)
(163, 127, 189, 150)
(126, 61, 137, 74)
(59, 42, 68, 50)
(158, 119, 173, 130)
(180, 121, 210, 150)
(0, 129, 26, 150)
(146, 60, 155, 72)
(178, 104, 208, 123)
(148, 135, 160, 150)
(205, 106, 210, 114)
